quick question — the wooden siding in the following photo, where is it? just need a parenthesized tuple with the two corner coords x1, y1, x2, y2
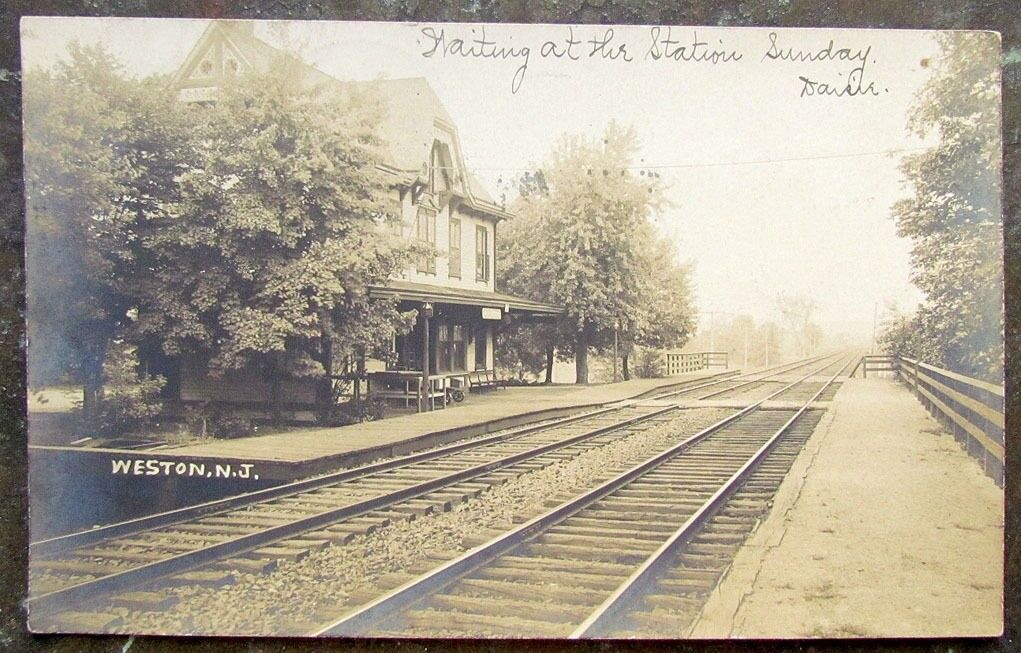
(179, 354, 316, 405)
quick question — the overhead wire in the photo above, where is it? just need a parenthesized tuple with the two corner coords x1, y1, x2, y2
(424, 144, 932, 175)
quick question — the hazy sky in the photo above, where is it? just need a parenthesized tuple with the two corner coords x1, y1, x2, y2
(22, 17, 945, 340)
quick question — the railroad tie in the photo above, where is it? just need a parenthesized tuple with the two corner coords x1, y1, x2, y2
(161, 570, 236, 588)
(222, 557, 278, 574)
(109, 590, 179, 612)
(35, 611, 124, 632)
(250, 546, 312, 563)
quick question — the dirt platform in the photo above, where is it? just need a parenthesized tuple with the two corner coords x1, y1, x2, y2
(690, 377, 1003, 638)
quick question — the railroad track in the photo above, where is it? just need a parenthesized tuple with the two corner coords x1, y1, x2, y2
(28, 361, 775, 629)
(653, 354, 833, 401)
(30, 403, 681, 627)
(28, 353, 848, 631)
(313, 353, 854, 637)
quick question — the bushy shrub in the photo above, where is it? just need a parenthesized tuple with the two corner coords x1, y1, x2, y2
(317, 397, 387, 426)
(634, 347, 665, 379)
(74, 342, 165, 437)
(181, 404, 256, 439)
(207, 413, 256, 439)
(78, 380, 165, 438)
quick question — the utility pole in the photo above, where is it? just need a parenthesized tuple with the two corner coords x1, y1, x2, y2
(871, 301, 878, 354)
(743, 327, 749, 369)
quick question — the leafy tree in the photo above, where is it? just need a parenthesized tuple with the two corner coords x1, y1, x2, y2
(887, 32, 1002, 380)
(496, 192, 563, 383)
(23, 44, 186, 418)
(494, 322, 551, 383)
(683, 314, 783, 370)
(776, 292, 819, 359)
(503, 123, 668, 383)
(134, 59, 415, 420)
(617, 236, 696, 379)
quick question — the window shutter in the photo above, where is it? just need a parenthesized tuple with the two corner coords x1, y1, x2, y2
(449, 217, 461, 278)
(475, 226, 488, 282)
(417, 208, 437, 274)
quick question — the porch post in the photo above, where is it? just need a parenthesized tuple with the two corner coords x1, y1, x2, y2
(355, 349, 365, 401)
(421, 302, 432, 412)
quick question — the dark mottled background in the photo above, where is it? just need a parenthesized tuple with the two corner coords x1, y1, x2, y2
(1, 1, 1018, 651)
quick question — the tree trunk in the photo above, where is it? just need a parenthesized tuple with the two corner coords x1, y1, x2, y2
(544, 345, 554, 384)
(622, 352, 631, 381)
(315, 313, 335, 422)
(575, 325, 589, 384)
(81, 377, 102, 427)
(80, 341, 107, 432)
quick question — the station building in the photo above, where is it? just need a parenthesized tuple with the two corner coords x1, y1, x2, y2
(163, 21, 561, 412)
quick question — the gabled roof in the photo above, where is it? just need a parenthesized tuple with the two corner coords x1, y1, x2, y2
(172, 20, 508, 219)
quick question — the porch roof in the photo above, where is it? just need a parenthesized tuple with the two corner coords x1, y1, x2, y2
(368, 281, 563, 316)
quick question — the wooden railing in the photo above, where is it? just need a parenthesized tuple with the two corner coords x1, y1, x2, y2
(850, 354, 899, 377)
(367, 371, 449, 412)
(663, 351, 729, 376)
(894, 356, 1004, 486)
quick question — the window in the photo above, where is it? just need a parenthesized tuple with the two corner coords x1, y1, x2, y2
(437, 323, 467, 373)
(475, 225, 490, 283)
(416, 207, 436, 274)
(448, 217, 462, 278)
(437, 324, 450, 373)
(452, 325, 467, 371)
(474, 325, 488, 370)
(429, 142, 451, 194)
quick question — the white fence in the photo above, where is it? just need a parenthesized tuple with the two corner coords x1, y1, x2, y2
(663, 351, 729, 376)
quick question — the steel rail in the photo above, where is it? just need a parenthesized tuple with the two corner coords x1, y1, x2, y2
(28, 401, 685, 616)
(692, 353, 834, 400)
(28, 408, 611, 555)
(652, 353, 833, 401)
(312, 354, 848, 637)
(32, 401, 651, 557)
(569, 354, 856, 638)
(33, 368, 741, 557)
(33, 356, 820, 556)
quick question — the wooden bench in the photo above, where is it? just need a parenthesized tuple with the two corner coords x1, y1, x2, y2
(467, 369, 501, 393)
(368, 372, 447, 411)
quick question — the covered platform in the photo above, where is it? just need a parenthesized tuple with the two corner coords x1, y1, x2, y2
(365, 280, 563, 412)
(690, 377, 1003, 638)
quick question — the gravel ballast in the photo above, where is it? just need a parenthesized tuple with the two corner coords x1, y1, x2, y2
(107, 407, 734, 636)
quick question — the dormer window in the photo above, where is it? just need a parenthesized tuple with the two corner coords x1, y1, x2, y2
(226, 58, 239, 75)
(200, 60, 213, 75)
(429, 141, 452, 195)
